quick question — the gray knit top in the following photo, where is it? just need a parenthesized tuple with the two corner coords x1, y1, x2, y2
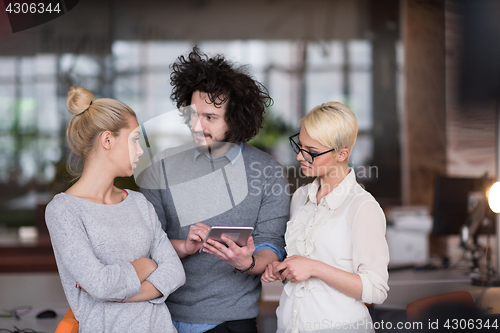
(45, 190, 185, 333)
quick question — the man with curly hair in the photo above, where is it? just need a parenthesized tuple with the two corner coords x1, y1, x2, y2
(140, 47, 289, 333)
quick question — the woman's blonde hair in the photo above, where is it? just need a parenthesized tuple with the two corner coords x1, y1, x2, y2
(65, 86, 136, 177)
(300, 101, 358, 161)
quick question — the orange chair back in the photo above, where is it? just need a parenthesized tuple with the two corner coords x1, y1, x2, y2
(54, 309, 79, 333)
(406, 291, 475, 322)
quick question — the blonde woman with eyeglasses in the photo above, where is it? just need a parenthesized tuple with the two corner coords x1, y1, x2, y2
(261, 102, 389, 333)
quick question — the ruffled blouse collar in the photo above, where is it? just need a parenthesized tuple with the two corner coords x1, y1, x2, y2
(305, 168, 356, 210)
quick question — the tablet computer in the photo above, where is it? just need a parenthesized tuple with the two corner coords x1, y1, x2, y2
(199, 226, 254, 253)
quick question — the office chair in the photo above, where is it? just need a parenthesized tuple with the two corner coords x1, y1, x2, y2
(54, 309, 79, 333)
(406, 291, 475, 322)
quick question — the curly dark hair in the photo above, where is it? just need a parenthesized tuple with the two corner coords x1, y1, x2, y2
(170, 46, 273, 143)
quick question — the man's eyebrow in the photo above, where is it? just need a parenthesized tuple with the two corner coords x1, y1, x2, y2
(199, 112, 219, 117)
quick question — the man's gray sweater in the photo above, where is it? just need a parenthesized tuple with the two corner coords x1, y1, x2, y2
(140, 142, 290, 324)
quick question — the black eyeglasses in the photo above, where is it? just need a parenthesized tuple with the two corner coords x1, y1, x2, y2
(289, 133, 335, 164)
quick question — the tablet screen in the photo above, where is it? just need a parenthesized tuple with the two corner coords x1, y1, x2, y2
(199, 226, 254, 253)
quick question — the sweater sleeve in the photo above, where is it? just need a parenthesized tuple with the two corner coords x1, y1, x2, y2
(351, 200, 390, 304)
(138, 160, 170, 231)
(144, 199, 186, 303)
(45, 199, 141, 301)
(251, 157, 290, 249)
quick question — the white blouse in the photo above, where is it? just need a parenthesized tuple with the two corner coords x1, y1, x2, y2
(276, 169, 390, 333)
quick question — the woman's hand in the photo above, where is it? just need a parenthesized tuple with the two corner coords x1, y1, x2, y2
(120, 281, 162, 303)
(131, 257, 158, 282)
(261, 261, 281, 283)
(274, 255, 318, 283)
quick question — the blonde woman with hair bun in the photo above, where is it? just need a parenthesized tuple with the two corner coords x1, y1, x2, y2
(45, 86, 185, 333)
(262, 102, 389, 333)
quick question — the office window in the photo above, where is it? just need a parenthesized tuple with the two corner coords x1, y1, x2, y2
(0, 39, 380, 227)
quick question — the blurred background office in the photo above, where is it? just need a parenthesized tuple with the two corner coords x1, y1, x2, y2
(0, 0, 499, 331)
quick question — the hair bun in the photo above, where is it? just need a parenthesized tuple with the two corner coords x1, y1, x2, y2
(67, 86, 94, 115)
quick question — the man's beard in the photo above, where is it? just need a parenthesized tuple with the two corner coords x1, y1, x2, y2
(193, 131, 229, 154)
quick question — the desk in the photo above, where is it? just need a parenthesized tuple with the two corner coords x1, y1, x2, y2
(0, 229, 57, 272)
(377, 267, 500, 314)
(0, 272, 68, 332)
(4, 268, 500, 331)
(1, 273, 279, 333)
(262, 267, 500, 314)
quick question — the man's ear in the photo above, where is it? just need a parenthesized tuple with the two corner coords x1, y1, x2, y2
(337, 148, 350, 163)
(99, 131, 113, 150)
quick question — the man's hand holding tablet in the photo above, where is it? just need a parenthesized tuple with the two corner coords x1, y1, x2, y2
(200, 226, 255, 272)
